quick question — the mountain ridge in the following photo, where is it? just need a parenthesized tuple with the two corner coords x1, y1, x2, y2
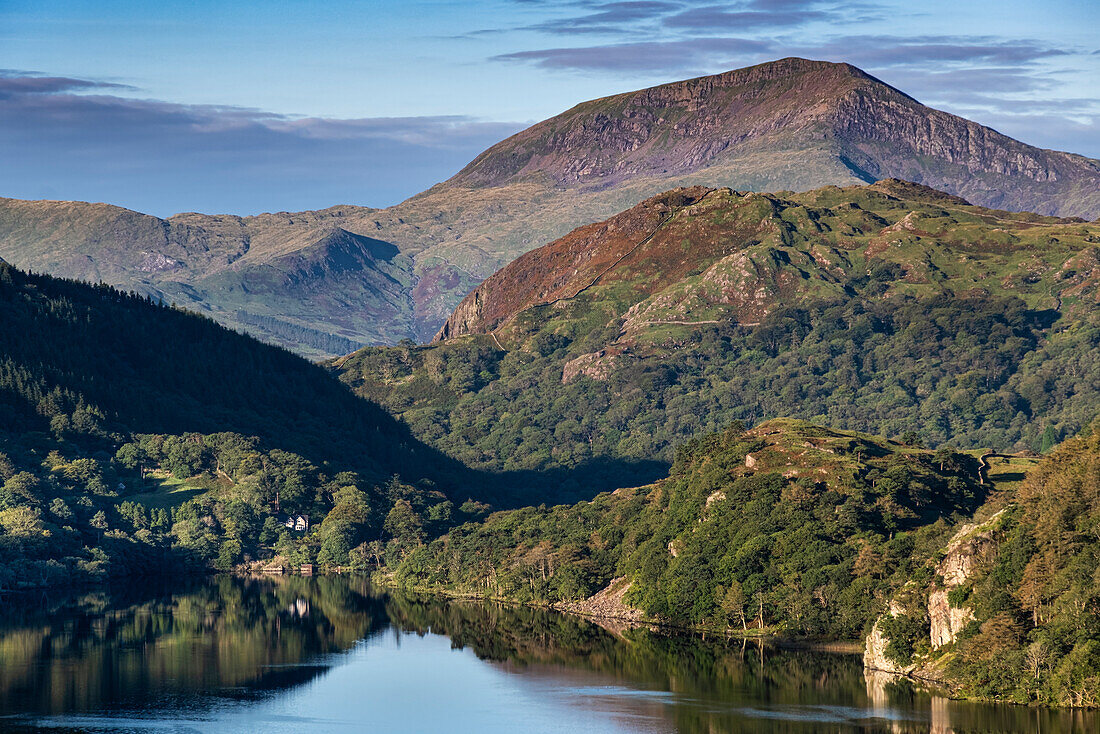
(336, 180, 1100, 477)
(3, 58, 1099, 354)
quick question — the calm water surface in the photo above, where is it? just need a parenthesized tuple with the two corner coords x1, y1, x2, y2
(0, 575, 1093, 733)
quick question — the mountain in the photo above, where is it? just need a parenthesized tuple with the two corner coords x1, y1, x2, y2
(3, 58, 1099, 355)
(336, 180, 1100, 476)
(0, 197, 415, 359)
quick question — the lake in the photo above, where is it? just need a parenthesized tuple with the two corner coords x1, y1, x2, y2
(0, 575, 1093, 733)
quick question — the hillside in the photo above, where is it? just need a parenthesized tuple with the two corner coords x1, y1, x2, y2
(4, 58, 1100, 354)
(336, 180, 1100, 478)
(0, 260, 479, 589)
(390, 419, 987, 637)
(387, 417, 1100, 706)
(866, 421, 1100, 707)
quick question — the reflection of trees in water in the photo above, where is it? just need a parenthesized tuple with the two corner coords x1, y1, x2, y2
(382, 591, 873, 732)
(0, 575, 388, 715)
(383, 592, 1099, 734)
(867, 671, 1098, 734)
(0, 578, 1095, 733)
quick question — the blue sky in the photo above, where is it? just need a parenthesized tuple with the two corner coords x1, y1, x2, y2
(1, 0, 1097, 216)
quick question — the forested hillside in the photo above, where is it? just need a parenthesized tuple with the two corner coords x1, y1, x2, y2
(392, 419, 985, 638)
(0, 261, 477, 589)
(337, 181, 1100, 480)
(869, 420, 1100, 707)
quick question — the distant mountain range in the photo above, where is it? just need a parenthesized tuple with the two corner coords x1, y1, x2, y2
(3, 58, 1098, 356)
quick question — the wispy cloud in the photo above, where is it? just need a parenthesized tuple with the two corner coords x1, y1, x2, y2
(494, 37, 771, 72)
(793, 35, 1070, 69)
(0, 70, 523, 215)
(527, 1, 682, 35)
(662, 4, 828, 30)
(0, 71, 135, 95)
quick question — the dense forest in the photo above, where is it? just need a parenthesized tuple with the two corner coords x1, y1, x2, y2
(0, 261, 485, 589)
(339, 291, 1097, 480)
(336, 184, 1100, 480)
(391, 419, 985, 638)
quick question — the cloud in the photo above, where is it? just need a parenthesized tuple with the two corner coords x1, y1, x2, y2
(0, 72, 134, 96)
(493, 37, 772, 72)
(0, 71, 523, 216)
(500, 0, 875, 38)
(662, 4, 827, 30)
(796, 35, 1069, 69)
(970, 111, 1100, 158)
(527, 1, 682, 35)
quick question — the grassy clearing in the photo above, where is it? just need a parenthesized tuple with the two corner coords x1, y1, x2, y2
(117, 471, 211, 510)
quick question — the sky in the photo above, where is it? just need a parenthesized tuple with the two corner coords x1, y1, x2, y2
(1, 0, 1097, 216)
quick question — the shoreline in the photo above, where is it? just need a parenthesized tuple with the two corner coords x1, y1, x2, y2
(366, 574, 864, 654)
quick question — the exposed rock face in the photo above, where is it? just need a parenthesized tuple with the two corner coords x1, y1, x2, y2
(865, 510, 1006, 675)
(434, 289, 484, 342)
(561, 349, 620, 383)
(554, 577, 647, 623)
(864, 601, 916, 675)
(928, 511, 1002, 649)
(928, 589, 975, 649)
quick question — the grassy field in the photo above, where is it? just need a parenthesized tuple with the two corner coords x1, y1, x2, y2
(117, 471, 211, 510)
(983, 453, 1040, 493)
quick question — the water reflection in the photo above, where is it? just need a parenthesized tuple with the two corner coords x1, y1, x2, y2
(0, 576, 1092, 733)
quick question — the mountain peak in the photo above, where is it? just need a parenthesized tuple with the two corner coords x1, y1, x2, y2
(445, 58, 886, 192)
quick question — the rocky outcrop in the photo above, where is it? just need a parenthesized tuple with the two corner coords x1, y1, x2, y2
(554, 577, 647, 624)
(928, 589, 974, 649)
(865, 510, 1006, 675)
(864, 601, 917, 675)
(561, 349, 620, 383)
(927, 510, 1002, 649)
(433, 289, 485, 342)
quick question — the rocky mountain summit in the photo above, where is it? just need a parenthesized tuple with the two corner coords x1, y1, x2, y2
(447, 57, 1100, 218)
(3, 58, 1099, 355)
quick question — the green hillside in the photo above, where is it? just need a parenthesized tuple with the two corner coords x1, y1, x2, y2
(391, 419, 986, 638)
(336, 181, 1100, 481)
(0, 261, 474, 589)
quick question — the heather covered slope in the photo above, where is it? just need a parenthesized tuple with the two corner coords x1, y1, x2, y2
(337, 180, 1100, 476)
(4, 59, 1100, 354)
